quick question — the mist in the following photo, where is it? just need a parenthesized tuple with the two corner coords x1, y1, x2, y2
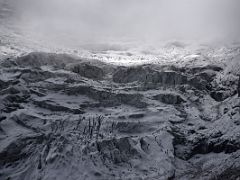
(7, 0, 240, 47)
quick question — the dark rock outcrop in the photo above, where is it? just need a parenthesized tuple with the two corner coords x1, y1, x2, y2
(68, 62, 105, 80)
(238, 76, 240, 97)
(94, 137, 141, 164)
(0, 79, 9, 90)
(113, 66, 188, 87)
(0, 84, 30, 113)
(0, 134, 45, 166)
(33, 99, 84, 114)
(153, 93, 185, 105)
(66, 85, 147, 108)
(195, 69, 217, 82)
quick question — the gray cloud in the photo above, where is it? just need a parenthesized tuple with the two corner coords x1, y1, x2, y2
(6, 0, 240, 46)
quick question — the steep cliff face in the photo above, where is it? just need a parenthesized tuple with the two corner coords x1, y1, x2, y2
(0, 49, 240, 180)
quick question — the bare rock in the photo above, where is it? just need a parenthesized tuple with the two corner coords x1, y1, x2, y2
(113, 66, 188, 86)
(154, 93, 185, 105)
(238, 76, 240, 97)
(67, 62, 105, 80)
(33, 99, 84, 114)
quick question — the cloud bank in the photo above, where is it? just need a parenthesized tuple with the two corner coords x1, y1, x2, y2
(7, 0, 240, 46)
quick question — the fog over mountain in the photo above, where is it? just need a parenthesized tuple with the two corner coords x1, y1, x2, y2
(1, 1, 240, 180)
(4, 0, 240, 46)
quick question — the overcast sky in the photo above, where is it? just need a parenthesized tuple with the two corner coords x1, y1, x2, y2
(6, 0, 240, 45)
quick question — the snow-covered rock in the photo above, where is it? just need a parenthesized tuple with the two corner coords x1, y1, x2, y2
(0, 46, 240, 180)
